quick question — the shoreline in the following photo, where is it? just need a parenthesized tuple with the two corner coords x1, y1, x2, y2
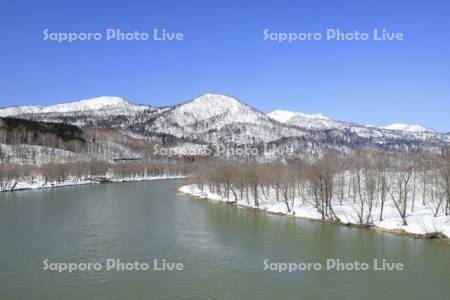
(178, 184, 450, 244)
(0, 175, 186, 193)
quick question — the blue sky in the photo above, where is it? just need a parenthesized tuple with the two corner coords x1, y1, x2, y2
(1, 0, 449, 131)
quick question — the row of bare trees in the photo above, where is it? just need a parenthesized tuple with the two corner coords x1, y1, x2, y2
(1, 146, 450, 227)
(196, 147, 450, 225)
(0, 161, 195, 191)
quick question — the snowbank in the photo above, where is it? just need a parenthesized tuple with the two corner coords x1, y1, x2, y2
(3, 175, 185, 192)
(179, 184, 450, 239)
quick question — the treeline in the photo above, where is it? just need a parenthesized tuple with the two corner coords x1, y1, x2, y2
(0, 161, 194, 191)
(196, 147, 450, 224)
(0, 117, 85, 152)
(2, 142, 450, 228)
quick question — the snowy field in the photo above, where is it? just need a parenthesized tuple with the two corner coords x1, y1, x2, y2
(179, 184, 450, 238)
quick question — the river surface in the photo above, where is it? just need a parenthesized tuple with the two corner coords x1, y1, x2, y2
(0, 179, 449, 299)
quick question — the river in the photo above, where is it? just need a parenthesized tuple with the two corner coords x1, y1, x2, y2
(0, 179, 448, 299)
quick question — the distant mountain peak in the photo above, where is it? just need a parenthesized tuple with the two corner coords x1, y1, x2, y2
(44, 96, 133, 112)
(267, 109, 330, 123)
(173, 93, 265, 120)
(267, 110, 299, 123)
(381, 123, 435, 133)
(0, 96, 148, 117)
(152, 93, 272, 133)
(268, 109, 329, 123)
(71, 96, 129, 106)
(187, 93, 243, 108)
(184, 93, 265, 113)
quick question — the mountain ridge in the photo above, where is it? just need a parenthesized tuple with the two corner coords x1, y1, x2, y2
(382, 123, 435, 133)
(0, 93, 448, 161)
(0, 96, 150, 117)
(0, 94, 440, 134)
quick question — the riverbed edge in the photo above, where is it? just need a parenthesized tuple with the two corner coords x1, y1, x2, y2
(177, 185, 450, 244)
(1, 175, 187, 193)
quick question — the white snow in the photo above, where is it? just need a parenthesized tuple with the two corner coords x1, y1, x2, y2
(179, 184, 450, 238)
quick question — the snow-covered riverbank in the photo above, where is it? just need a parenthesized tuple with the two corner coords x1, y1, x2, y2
(179, 184, 450, 239)
(1, 175, 185, 192)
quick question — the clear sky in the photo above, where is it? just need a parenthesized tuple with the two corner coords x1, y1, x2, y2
(1, 0, 449, 132)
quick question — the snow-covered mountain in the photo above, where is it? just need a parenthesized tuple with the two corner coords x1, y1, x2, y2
(169, 93, 270, 127)
(0, 96, 149, 117)
(381, 123, 435, 133)
(267, 109, 301, 123)
(0, 96, 156, 128)
(268, 109, 348, 130)
(268, 109, 440, 135)
(146, 94, 275, 137)
(1, 93, 449, 160)
(132, 94, 308, 149)
(268, 109, 329, 123)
